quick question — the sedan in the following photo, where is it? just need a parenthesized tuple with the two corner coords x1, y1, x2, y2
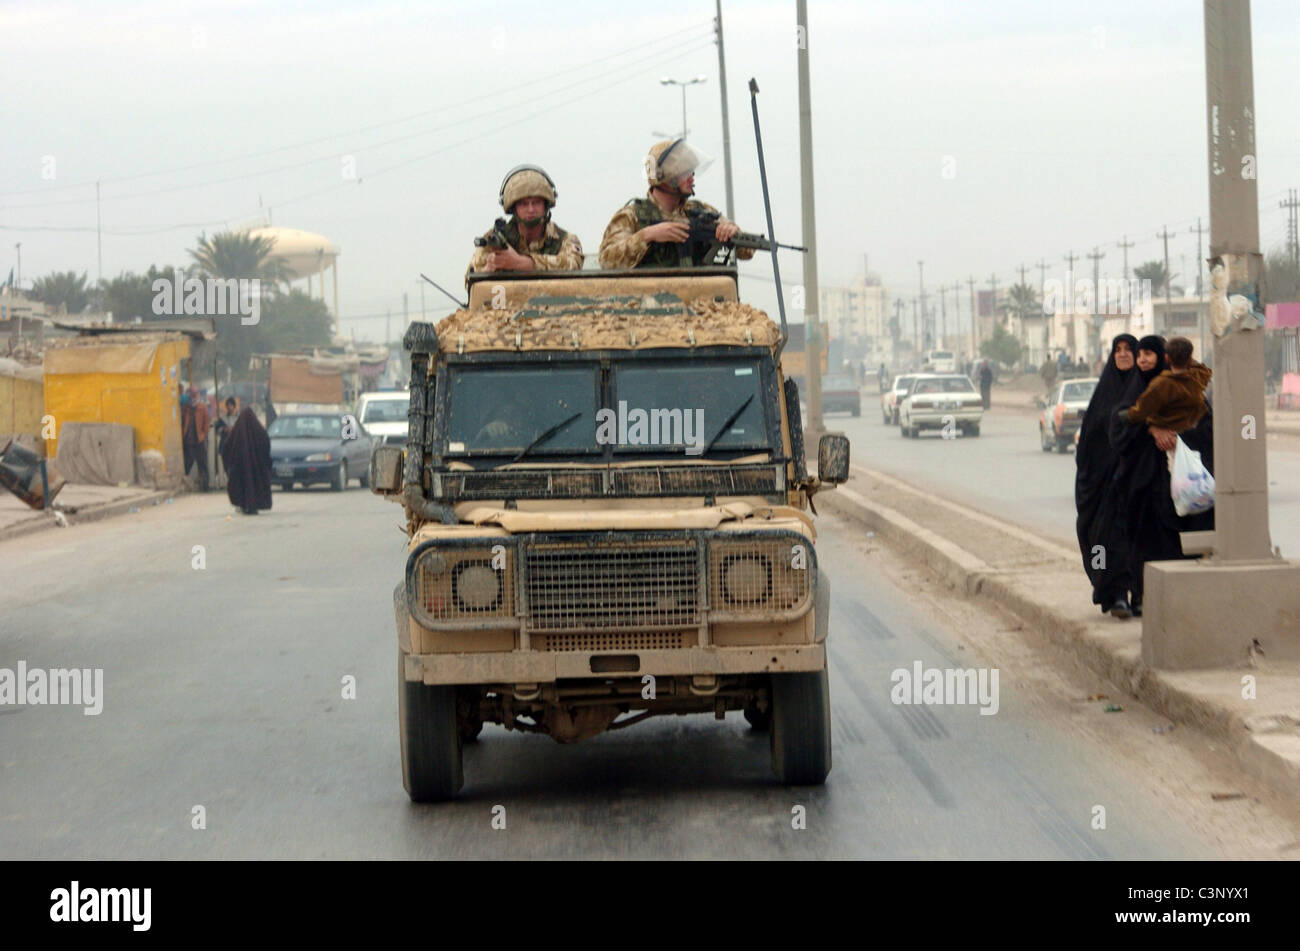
(268, 414, 374, 491)
(899, 375, 983, 438)
(821, 373, 862, 416)
(1038, 378, 1098, 453)
(881, 373, 922, 424)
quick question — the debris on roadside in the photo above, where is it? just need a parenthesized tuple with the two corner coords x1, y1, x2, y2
(1210, 792, 1245, 801)
(1152, 724, 1174, 734)
(1103, 703, 1123, 713)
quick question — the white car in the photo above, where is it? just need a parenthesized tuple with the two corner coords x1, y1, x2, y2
(899, 374, 983, 438)
(921, 349, 958, 373)
(881, 373, 921, 424)
(356, 390, 410, 447)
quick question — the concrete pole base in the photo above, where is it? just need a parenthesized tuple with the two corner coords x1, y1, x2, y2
(1142, 559, 1300, 669)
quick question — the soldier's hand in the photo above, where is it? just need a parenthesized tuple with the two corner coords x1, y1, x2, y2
(715, 220, 739, 242)
(643, 221, 689, 243)
(490, 248, 533, 270)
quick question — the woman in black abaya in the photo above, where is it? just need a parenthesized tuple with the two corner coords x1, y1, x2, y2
(1107, 335, 1180, 616)
(1075, 333, 1138, 615)
(221, 407, 272, 515)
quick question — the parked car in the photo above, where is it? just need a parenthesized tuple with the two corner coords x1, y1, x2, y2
(821, 373, 861, 416)
(881, 373, 921, 424)
(268, 413, 374, 490)
(1038, 377, 1098, 453)
(356, 390, 410, 446)
(899, 374, 983, 438)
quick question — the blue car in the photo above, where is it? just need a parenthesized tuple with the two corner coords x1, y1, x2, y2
(267, 414, 374, 491)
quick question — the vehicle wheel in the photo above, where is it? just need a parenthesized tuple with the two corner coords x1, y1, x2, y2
(892, 409, 900, 425)
(850, 406, 860, 417)
(358, 464, 370, 489)
(967, 424, 981, 438)
(332, 459, 347, 492)
(899, 421, 910, 438)
(770, 666, 831, 785)
(398, 651, 463, 802)
(280, 481, 294, 491)
(1056, 437, 1070, 454)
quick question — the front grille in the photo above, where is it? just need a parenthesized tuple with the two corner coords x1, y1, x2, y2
(525, 541, 700, 632)
(534, 631, 690, 652)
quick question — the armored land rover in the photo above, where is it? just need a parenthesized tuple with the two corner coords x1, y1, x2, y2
(370, 267, 850, 801)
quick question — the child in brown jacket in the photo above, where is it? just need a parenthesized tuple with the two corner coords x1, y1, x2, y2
(1124, 336, 1211, 433)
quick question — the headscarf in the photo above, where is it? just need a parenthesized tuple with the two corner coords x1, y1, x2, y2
(220, 407, 272, 512)
(1077, 333, 1138, 465)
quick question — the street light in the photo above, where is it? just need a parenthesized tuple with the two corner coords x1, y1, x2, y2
(659, 75, 707, 139)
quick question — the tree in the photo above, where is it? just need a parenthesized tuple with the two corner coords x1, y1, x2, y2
(980, 322, 1024, 368)
(189, 231, 292, 286)
(257, 290, 332, 352)
(1007, 282, 1041, 324)
(1134, 260, 1171, 297)
(96, 266, 177, 323)
(29, 271, 91, 314)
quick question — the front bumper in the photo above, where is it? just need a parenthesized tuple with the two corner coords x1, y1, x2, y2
(272, 460, 341, 483)
(906, 409, 983, 428)
(403, 643, 826, 685)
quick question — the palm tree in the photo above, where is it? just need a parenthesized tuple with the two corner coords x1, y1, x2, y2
(1007, 282, 1041, 324)
(29, 271, 91, 314)
(1134, 261, 1171, 297)
(189, 231, 292, 288)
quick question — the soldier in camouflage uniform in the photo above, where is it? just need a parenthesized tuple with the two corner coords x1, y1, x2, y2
(598, 139, 755, 269)
(467, 165, 584, 278)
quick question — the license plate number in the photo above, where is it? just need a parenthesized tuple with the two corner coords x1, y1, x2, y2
(274, 464, 294, 477)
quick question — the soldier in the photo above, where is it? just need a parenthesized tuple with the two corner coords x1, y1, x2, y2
(467, 165, 584, 278)
(598, 139, 755, 269)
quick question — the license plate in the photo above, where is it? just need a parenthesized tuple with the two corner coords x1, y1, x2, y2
(940, 401, 957, 410)
(274, 464, 294, 477)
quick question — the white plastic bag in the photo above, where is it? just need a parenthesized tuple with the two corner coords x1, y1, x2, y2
(1169, 436, 1215, 517)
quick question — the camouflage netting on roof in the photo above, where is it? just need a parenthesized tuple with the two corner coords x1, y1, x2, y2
(433, 298, 781, 355)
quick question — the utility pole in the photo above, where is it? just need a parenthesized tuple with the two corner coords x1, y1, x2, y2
(13, 242, 20, 291)
(1144, 0, 1296, 671)
(987, 273, 998, 327)
(796, 0, 823, 437)
(1279, 188, 1299, 268)
(714, 0, 735, 219)
(1117, 234, 1135, 280)
(917, 260, 928, 349)
(1190, 217, 1209, 359)
(1087, 246, 1106, 362)
(96, 179, 103, 285)
(938, 285, 947, 346)
(967, 276, 978, 357)
(1157, 225, 1176, 324)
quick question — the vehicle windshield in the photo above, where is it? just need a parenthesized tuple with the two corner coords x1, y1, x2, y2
(362, 398, 407, 423)
(267, 415, 340, 439)
(613, 359, 767, 453)
(929, 351, 954, 361)
(894, 375, 916, 393)
(446, 366, 598, 454)
(913, 376, 976, 395)
(1063, 381, 1097, 402)
(823, 374, 856, 390)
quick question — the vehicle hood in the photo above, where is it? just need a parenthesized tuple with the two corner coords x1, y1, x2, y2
(439, 500, 815, 536)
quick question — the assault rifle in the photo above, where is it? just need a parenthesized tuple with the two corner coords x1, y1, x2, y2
(472, 217, 511, 251)
(675, 208, 807, 266)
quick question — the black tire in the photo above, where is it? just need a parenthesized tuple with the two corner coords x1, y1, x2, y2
(280, 481, 294, 491)
(1056, 435, 1070, 454)
(770, 666, 831, 785)
(892, 408, 900, 425)
(1040, 425, 1053, 452)
(967, 425, 980, 437)
(899, 421, 910, 438)
(332, 459, 347, 492)
(398, 651, 463, 802)
(358, 464, 370, 489)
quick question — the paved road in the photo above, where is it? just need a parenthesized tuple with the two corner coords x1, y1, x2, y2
(830, 392, 1300, 556)
(3, 486, 1290, 859)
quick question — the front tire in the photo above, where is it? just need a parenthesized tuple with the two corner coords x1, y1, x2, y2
(332, 459, 347, 492)
(770, 667, 831, 785)
(398, 651, 464, 802)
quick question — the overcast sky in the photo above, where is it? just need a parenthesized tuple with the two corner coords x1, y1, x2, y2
(3, 0, 1299, 339)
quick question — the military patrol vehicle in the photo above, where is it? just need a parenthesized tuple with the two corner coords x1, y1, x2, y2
(370, 266, 849, 801)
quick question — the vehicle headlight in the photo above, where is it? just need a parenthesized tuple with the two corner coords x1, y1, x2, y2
(722, 554, 772, 605)
(454, 562, 501, 611)
(305, 452, 333, 462)
(709, 535, 814, 620)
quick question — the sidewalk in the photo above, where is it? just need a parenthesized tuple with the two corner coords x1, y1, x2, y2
(820, 463, 1300, 803)
(0, 483, 177, 542)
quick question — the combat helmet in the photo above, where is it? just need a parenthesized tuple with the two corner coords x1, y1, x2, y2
(499, 164, 558, 214)
(644, 138, 712, 190)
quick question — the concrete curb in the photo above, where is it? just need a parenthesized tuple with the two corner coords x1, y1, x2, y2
(0, 490, 175, 543)
(821, 469, 1300, 806)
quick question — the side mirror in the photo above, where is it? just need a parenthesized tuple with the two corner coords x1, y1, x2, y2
(370, 445, 404, 495)
(817, 433, 850, 485)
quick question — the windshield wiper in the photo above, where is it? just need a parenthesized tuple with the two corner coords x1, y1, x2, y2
(510, 412, 582, 464)
(701, 395, 754, 456)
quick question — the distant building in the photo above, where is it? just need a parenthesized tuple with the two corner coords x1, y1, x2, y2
(820, 271, 890, 368)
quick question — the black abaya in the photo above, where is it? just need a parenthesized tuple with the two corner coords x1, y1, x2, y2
(221, 407, 272, 513)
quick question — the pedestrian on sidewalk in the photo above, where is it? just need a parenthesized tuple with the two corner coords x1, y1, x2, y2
(978, 360, 993, 409)
(1075, 333, 1138, 617)
(1039, 356, 1058, 394)
(1105, 335, 1179, 618)
(220, 407, 272, 516)
(180, 386, 210, 493)
(212, 397, 240, 489)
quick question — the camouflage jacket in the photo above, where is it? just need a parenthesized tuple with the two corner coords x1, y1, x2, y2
(467, 217, 584, 279)
(598, 192, 755, 269)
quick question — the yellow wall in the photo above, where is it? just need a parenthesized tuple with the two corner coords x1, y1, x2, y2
(43, 339, 189, 474)
(0, 374, 44, 437)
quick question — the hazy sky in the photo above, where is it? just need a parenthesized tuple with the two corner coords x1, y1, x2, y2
(4, 0, 1299, 340)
